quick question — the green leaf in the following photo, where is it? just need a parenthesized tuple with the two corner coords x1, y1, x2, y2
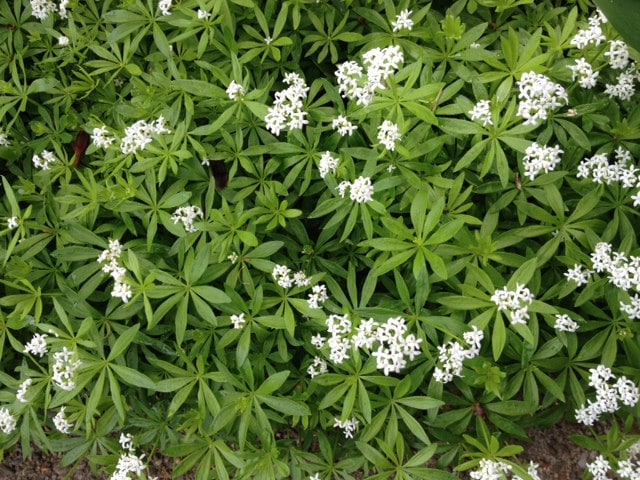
(110, 364, 156, 389)
(258, 395, 310, 416)
(107, 324, 140, 362)
(192, 286, 231, 304)
(395, 396, 444, 410)
(256, 370, 289, 395)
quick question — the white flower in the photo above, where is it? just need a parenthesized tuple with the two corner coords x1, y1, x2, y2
(337, 181, 351, 198)
(318, 151, 339, 178)
(120, 117, 171, 155)
(24, 333, 48, 357)
(0, 128, 10, 147)
(32, 150, 57, 170)
(272, 264, 293, 288)
(377, 120, 401, 150)
(310, 334, 326, 349)
(197, 9, 211, 19)
(469, 100, 493, 126)
(171, 206, 204, 233)
(307, 284, 329, 309)
(621, 294, 640, 320)
(158, 0, 172, 15)
(522, 142, 563, 180)
(335, 46, 403, 106)
(571, 14, 606, 49)
(16, 379, 32, 403)
(605, 40, 630, 70)
(491, 284, 534, 325)
(53, 407, 73, 434)
(554, 314, 579, 332)
(349, 176, 374, 203)
(30, 0, 57, 20)
(52, 347, 81, 391)
(228, 252, 239, 264)
(111, 453, 146, 480)
(119, 433, 135, 452)
(434, 326, 483, 383)
(392, 9, 413, 32)
(111, 282, 132, 303)
(576, 365, 639, 425)
(57, 35, 69, 46)
(517, 72, 568, 126)
(307, 357, 328, 378)
(605, 66, 638, 101)
(293, 271, 311, 287)
(7, 216, 18, 230)
(91, 126, 115, 148)
(568, 58, 599, 89)
(587, 455, 610, 480)
(264, 73, 309, 135)
(331, 115, 357, 136)
(333, 417, 359, 439)
(226, 81, 245, 100)
(58, 0, 68, 17)
(231, 313, 246, 329)
(469, 459, 511, 480)
(0, 407, 17, 434)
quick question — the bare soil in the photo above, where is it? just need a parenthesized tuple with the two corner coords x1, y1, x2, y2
(0, 422, 598, 479)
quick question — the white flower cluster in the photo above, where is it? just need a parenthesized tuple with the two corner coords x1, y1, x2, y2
(331, 115, 357, 136)
(16, 378, 32, 403)
(604, 66, 639, 102)
(377, 120, 402, 151)
(271, 264, 311, 288)
(392, 9, 413, 32)
(53, 406, 73, 434)
(522, 142, 563, 180)
(307, 285, 329, 309)
(554, 314, 579, 332)
(58, 36, 69, 46)
(91, 126, 115, 149)
(337, 176, 374, 203)
(120, 116, 171, 155)
(469, 100, 493, 127)
(0, 407, 17, 434)
(318, 151, 339, 178)
(333, 417, 359, 439)
(226, 80, 245, 100)
(433, 326, 483, 383)
(516, 71, 568, 126)
(110, 433, 149, 480)
(24, 333, 48, 357)
(98, 239, 132, 303)
(469, 459, 541, 480)
(7, 216, 18, 230)
(491, 284, 534, 325)
(171, 205, 203, 233)
(576, 147, 640, 188)
(335, 46, 403, 106)
(313, 314, 422, 376)
(618, 442, 640, 480)
(306, 356, 328, 378)
(158, 0, 172, 15)
(575, 364, 639, 426)
(568, 58, 599, 89)
(52, 347, 81, 391)
(0, 128, 10, 146)
(230, 313, 246, 329)
(605, 40, 630, 70)
(570, 11, 607, 49)
(587, 455, 611, 480)
(32, 150, 57, 170)
(30, 0, 67, 20)
(264, 72, 309, 136)
(564, 264, 592, 286)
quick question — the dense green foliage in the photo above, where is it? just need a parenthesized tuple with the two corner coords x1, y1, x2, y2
(1, 0, 640, 478)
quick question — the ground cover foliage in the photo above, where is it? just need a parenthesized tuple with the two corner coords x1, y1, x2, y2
(1, 0, 640, 478)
